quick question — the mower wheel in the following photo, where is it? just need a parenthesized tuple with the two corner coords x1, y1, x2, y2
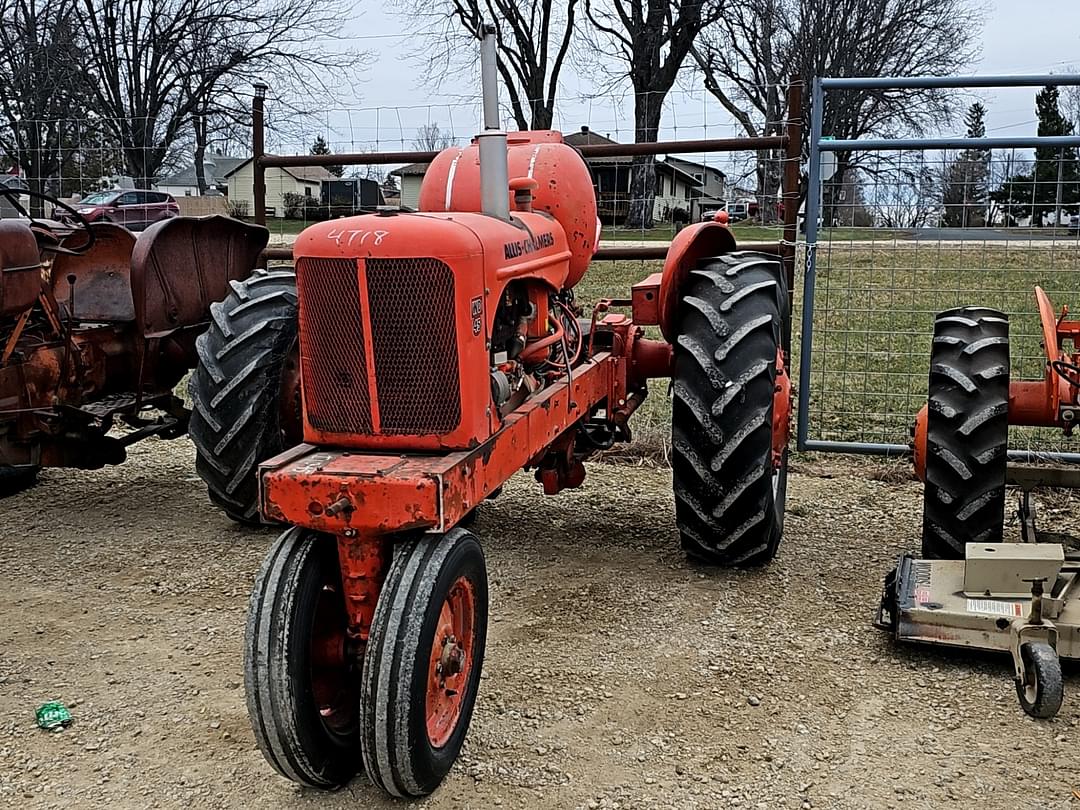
(1016, 641, 1063, 720)
(671, 251, 788, 566)
(188, 267, 301, 523)
(922, 307, 1009, 559)
(245, 527, 361, 789)
(0, 465, 39, 497)
(361, 529, 488, 798)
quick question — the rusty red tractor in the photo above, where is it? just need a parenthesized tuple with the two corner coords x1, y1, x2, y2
(0, 188, 300, 517)
(914, 290, 1080, 558)
(221, 29, 793, 799)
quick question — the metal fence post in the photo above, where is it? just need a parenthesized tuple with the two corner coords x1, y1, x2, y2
(796, 77, 824, 451)
(782, 76, 804, 353)
(252, 82, 267, 228)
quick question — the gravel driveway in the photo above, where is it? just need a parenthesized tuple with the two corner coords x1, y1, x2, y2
(1, 441, 1078, 809)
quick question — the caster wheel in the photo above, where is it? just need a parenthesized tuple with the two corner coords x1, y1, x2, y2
(361, 529, 488, 797)
(245, 527, 361, 788)
(1016, 641, 1063, 719)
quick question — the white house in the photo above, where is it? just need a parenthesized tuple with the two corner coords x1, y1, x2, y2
(224, 157, 333, 218)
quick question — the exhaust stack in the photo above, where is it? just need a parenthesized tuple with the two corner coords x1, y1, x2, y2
(477, 24, 510, 220)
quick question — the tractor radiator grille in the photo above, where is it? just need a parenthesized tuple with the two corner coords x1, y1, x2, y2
(296, 257, 373, 433)
(366, 258, 461, 434)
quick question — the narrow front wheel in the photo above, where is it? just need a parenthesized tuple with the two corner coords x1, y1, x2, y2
(361, 529, 488, 797)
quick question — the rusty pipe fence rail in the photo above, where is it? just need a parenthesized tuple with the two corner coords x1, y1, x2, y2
(252, 81, 804, 281)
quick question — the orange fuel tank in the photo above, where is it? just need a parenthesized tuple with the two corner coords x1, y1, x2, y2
(417, 131, 599, 288)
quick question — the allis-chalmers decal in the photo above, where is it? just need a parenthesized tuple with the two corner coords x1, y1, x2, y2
(503, 231, 554, 260)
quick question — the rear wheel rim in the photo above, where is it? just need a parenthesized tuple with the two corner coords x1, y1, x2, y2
(425, 576, 476, 748)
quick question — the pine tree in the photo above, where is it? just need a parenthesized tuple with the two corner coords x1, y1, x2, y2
(941, 102, 990, 227)
(310, 135, 343, 177)
(991, 86, 1080, 225)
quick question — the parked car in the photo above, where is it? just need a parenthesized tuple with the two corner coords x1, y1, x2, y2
(64, 190, 180, 231)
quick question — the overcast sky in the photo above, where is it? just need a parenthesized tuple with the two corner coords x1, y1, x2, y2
(278, 1, 1080, 172)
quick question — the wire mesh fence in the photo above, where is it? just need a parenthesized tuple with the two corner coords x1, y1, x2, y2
(803, 148, 1080, 453)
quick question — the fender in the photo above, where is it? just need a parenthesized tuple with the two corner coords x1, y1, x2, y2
(657, 221, 737, 342)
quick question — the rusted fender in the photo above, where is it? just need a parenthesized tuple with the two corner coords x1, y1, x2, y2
(656, 221, 737, 342)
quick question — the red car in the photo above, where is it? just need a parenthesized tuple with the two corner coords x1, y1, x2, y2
(69, 189, 180, 231)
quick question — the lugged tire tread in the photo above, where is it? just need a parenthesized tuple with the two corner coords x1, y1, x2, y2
(921, 307, 1009, 559)
(187, 267, 299, 522)
(671, 251, 788, 566)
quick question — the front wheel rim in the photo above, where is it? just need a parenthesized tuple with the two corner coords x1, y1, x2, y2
(425, 576, 476, 748)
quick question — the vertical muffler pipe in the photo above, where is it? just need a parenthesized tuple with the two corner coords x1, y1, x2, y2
(477, 23, 510, 220)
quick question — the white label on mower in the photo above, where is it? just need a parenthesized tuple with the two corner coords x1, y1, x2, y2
(966, 598, 1025, 617)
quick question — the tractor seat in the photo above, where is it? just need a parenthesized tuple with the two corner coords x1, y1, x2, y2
(129, 215, 269, 338)
(51, 223, 136, 322)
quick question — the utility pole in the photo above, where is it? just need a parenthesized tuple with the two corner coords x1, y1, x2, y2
(1054, 148, 1064, 229)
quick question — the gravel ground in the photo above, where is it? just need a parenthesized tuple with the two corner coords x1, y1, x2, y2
(2, 441, 1080, 810)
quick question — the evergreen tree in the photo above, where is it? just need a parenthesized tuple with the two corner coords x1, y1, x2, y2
(941, 102, 990, 227)
(991, 86, 1080, 225)
(310, 135, 343, 177)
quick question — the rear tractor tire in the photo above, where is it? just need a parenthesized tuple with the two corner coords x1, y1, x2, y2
(921, 307, 1009, 559)
(671, 251, 789, 567)
(188, 267, 302, 524)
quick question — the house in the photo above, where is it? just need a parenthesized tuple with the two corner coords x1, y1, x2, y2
(157, 154, 247, 197)
(389, 162, 429, 209)
(224, 157, 333, 218)
(664, 156, 728, 214)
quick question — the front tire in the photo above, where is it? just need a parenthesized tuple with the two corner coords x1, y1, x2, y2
(188, 268, 301, 523)
(921, 307, 1009, 559)
(1016, 641, 1063, 719)
(245, 527, 362, 788)
(671, 251, 789, 566)
(361, 529, 488, 797)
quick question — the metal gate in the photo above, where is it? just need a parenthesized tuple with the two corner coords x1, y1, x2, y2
(798, 74, 1080, 460)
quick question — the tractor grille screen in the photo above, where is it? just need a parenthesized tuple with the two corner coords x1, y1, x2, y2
(366, 258, 461, 434)
(296, 257, 373, 433)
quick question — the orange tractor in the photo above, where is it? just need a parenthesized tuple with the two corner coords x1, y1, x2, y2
(0, 187, 300, 518)
(224, 29, 793, 798)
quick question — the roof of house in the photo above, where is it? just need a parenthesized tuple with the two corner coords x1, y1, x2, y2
(564, 127, 632, 164)
(391, 162, 431, 177)
(664, 155, 726, 180)
(222, 156, 333, 183)
(158, 155, 247, 187)
(656, 160, 704, 186)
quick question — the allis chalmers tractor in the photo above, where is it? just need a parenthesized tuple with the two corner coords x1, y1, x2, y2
(226, 29, 792, 799)
(877, 291, 1080, 719)
(0, 187, 299, 518)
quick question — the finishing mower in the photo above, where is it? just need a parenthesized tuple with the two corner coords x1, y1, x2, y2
(878, 293, 1080, 718)
(0, 187, 300, 519)
(229, 28, 793, 798)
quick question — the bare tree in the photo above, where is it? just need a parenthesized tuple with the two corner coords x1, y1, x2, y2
(0, 0, 87, 213)
(398, 0, 578, 130)
(74, 0, 364, 187)
(413, 123, 457, 151)
(693, 0, 981, 215)
(583, 0, 724, 229)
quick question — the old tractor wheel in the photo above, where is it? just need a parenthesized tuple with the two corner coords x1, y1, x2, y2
(361, 529, 488, 798)
(671, 251, 789, 567)
(0, 465, 39, 497)
(245, 527, 361, 789)
(1016, 641, 1064, 719)
(922, 307, 1009, 559)
(188, 267, 301, 524)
